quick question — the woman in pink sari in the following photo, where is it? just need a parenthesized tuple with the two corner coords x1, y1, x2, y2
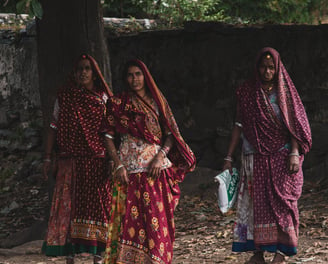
(42, 54, 113, 264)
(223, 48, 312, 264)
(103, 59, 196, 264)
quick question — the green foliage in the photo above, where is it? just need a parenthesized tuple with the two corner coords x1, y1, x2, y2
(15, 0, 43, 18)
(148, 0, 226, 26)
(220, 0, 324, 24)
(103, 0, 227, 26)
(103, 0, 326, 26)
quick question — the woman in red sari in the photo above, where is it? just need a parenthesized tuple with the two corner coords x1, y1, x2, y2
(103, 59, 196, 264)
(223, 47, 312, 264)
(42, 54, 113, 264)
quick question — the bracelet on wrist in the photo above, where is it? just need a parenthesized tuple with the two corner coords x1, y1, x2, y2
(289, 152, 300, 157)
(162, 146, 170, 155)
(114, 164, 124, 173)
(224, 156, 233, 162)
(159, 149, 167, 158)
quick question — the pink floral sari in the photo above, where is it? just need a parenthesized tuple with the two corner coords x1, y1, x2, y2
(104, 60, 196, 264)
(232, 48, 312, 256)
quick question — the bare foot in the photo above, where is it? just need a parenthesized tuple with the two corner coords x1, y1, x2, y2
(245, 251, 266, 264)
(66, 256, 74, 264)
(94, 254, 103, 264)
(271, 252, 286, 263)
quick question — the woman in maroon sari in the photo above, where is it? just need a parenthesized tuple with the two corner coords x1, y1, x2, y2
(42, 54, 113, 264)
(103, 59, 196, 264)
(223, 48, 312, 264)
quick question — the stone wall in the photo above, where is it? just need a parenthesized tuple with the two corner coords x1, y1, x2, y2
(107, 22, 328, 183)
(1, 22, 328, 183)
(0, 27, 42, 145)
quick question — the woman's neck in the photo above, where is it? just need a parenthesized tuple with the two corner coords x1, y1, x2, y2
(262, 82, 275, 93)
(135, 89, 147, 99)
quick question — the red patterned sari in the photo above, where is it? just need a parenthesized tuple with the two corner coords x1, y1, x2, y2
(42, 54, 113, 256)
(232, 48, 312, 256)
(104, 60, 196, 264)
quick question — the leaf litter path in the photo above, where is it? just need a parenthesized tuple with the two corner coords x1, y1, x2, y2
(0, 181, 328, 264)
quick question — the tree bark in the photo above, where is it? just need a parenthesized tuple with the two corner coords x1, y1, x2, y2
(36, 0, 111, 128)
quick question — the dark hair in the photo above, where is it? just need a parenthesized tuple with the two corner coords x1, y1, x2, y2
(74, 54, 102, 89)
(122, 60, 148, 91)
(122, 60, 142, 81)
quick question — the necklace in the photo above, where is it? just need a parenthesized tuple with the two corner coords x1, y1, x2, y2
(264, 85, 274, 93)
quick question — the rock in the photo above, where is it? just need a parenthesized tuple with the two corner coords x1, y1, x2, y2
(0, 110, 8, 128)
(0, 240, 43, 256)
(1, 201, 19, 215)
(0, 129, 12, 137)
(0, 220, 47, 249)
(8, 201, 19, 211)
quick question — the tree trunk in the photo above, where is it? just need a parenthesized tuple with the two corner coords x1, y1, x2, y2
(36, 0, 111, 128)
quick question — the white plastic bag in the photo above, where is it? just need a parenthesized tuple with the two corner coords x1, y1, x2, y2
(214, 168, 239, 214)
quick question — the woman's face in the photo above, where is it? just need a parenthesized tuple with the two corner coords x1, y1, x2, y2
(126, 66, 145, 94)
(258, 55, 276, 83)
(75, 59, 94, 90)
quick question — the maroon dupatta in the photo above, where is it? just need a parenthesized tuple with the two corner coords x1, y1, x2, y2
(107, 59, 196, 181)
(56, 54, 113, 157)
(237, 47, 312, 155)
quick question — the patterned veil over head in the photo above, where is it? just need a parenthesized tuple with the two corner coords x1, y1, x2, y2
(238, 47, 312, 155)
(104, 60, 196, 264)
(108, 59, 196, 180)
(56, 54, 113, 157)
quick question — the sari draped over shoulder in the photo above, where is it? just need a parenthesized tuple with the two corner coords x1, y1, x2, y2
(42, 54, 114, 256)
(104, 60, 195, 264)
(232, 47, 312, 256)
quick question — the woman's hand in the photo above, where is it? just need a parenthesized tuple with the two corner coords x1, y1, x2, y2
(288, 155, 300, 174)
(222, 155, 233, 174)
(115, 165, 129, 184)
(222, 160, 233, 174)
(148, 152, 164, 179)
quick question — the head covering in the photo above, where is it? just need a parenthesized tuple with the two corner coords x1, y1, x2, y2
(237, 47, 312, 154)
(56, 54, 113, 156)
(65, 53, 113, 97)
(108, 59, 196, 180)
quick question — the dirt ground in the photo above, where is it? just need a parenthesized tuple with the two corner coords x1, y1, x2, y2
(0, 180, 328, 264)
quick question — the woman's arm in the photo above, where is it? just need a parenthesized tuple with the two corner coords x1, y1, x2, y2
(223, 124, 242, 173)
(288, 136, 300, 174)
(103, 135, 129, 184)
(149, 133, 175, 179)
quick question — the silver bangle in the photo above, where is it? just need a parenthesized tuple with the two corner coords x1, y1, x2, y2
(105, 133, 114, 139)
(224, 156, 233, 162)
(50, 123, 58, 130)
(115, 164, 124, 172)
(160, 149, 167, 157)
(289, 152, 299, 157)
(235, 122, 243, 128)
